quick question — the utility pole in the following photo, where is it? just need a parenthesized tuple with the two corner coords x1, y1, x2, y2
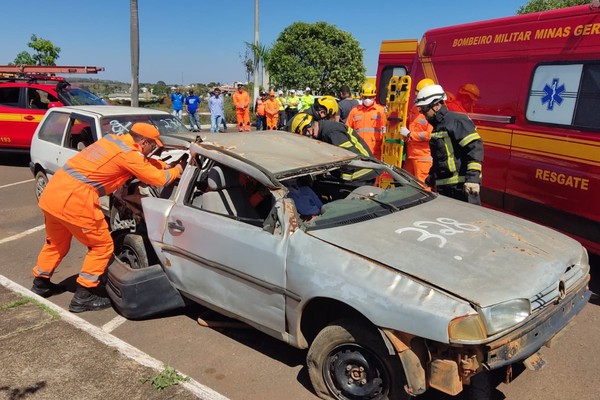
(253, 0, 259, 111)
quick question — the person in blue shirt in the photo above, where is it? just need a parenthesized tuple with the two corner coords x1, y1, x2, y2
(171, 87, 185, 119)
(185, 89, 201, 132)
(208, 88, 225, 133)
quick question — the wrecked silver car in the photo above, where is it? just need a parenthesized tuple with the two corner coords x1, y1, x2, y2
(107, 132, 591, 400)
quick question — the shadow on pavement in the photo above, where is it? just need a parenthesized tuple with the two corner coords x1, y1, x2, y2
(0, 152, 30, 167)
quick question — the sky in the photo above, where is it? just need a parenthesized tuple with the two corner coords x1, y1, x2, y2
(1, 0, 529, 85)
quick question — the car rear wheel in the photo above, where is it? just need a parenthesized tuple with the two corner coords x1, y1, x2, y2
(34, 171, 48, 201)
(307, 319, 408, 400)
(116, 233, 153, 269)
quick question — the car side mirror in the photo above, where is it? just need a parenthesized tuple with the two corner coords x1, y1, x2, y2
(47, 101, 63, 109)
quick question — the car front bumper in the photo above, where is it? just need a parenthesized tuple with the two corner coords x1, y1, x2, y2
(484, 277, 591, 370)
(106, 257, 186, 319)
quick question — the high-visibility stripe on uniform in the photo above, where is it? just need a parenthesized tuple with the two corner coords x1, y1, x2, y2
(467, 162, 482, 171)
(436, 174, 465, 186)
(459, 132, 481, 147)
(79, 271, 101, 282)
(63, 165, 107, 196)
(342, 168, 374, 181)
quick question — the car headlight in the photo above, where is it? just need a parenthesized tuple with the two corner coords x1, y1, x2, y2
(479, 299, 531, 336)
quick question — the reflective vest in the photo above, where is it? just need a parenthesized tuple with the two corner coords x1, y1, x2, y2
(300, 94, 314, 111)
(286, 95, 300, 110)
(277, 97, 286, 111)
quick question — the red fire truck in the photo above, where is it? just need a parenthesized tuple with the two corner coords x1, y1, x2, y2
(0, 65, 106, 151)
(376, 4, 600, 255)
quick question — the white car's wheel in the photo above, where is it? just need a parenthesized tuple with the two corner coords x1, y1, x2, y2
(116, 233, 150, 270)
(34, 171, 48, 201)
(307, 319, 408, 400)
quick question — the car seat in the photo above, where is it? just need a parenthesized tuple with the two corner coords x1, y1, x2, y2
(201, 165, 260, 220)
(74, 127, 94, 150)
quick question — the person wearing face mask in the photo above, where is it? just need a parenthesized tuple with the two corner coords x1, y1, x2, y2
(414, 84, 483, 205)
(30, 123, 183, 312)
(345, 82, 387, 159)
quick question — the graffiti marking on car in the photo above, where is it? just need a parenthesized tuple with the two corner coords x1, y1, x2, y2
(395, 218, 480, 248)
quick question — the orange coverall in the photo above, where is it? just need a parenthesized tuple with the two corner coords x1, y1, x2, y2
(264, 97, 280, 130)
(233, 89, 251, 131)
(33, 133, 181, 288)
(405, 111, 433, 183)
(345, 103, 387, 159)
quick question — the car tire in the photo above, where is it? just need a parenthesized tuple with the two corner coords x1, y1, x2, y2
(34, 171, 48, 201)
(307, 319, 408, 400)
(116, 233, 155, 269)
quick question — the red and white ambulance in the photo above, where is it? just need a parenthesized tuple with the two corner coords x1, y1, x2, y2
(376, 4, 600, 255)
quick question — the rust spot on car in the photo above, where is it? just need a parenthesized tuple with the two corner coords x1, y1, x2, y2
(284, 201, 298, 232)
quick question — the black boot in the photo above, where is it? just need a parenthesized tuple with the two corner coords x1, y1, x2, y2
(68, 285, 112, 313)
(31, 277, 66, 298)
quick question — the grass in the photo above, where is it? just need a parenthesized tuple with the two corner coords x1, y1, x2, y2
(141, 365, 190, 390)
(0, 296, 60, 319)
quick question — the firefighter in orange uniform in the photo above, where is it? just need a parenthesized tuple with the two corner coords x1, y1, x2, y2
(345, 82, 387, 159)
(264, 91, 280, 130)
(400, 78, 435, 184)
(233, 83, 251, 131)
(31, 123, 183, 313)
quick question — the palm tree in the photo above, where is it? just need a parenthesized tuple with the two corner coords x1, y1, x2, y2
(130, 0, 139, 107)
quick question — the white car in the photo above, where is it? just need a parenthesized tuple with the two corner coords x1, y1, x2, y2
(106, 132, 592, 400)
(29, 105, 195, 211)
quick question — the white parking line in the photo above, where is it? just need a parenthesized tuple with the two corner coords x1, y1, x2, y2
(0, 225, 45, 245)
(0, 178, 34, 189)
(0, 275, 231, 400)
(102, 315, 127, 333)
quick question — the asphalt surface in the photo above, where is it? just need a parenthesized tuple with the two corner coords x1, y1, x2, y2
(0, 277, 228, 400)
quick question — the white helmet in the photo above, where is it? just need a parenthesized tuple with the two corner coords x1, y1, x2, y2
(305, 87, 311, 91)
(414, 84, 447, 107)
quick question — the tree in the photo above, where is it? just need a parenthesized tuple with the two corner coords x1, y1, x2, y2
(130, 0, 140, 107)
(245, 41, 271, 89)
(517, 0, 589, 14)
(12, 34, 61, 66)
(266, 22, 366, 95)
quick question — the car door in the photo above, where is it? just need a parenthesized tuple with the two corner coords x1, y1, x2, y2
(146, 165, 287, 333)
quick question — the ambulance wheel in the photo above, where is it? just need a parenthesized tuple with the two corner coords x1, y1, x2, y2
(34, 171, 48, 201)
(307, 319, 408, 400)
(116, 233, 155, 270)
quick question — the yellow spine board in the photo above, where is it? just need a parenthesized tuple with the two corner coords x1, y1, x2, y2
(380, 75, 411, 188)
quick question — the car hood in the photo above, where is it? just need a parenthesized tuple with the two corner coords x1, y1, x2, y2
(307, 196, 582, 307)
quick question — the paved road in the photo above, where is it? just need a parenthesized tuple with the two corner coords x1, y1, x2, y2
(1, 153, 598, 400)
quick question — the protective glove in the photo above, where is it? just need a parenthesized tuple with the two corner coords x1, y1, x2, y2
(464, 182, 480, 196)
(399, 126, 410, 138)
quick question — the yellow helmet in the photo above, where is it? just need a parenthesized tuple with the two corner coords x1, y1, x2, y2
(360, 82, 376, 97)
(315, 95, 339, 117)
(290, 113, 314, 135)
(416, 78, 435, 92)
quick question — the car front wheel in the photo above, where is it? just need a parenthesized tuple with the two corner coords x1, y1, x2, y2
(116, 233, 152, 269)
(34, 171, 48, 201)
(307, 319, 408, 400)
